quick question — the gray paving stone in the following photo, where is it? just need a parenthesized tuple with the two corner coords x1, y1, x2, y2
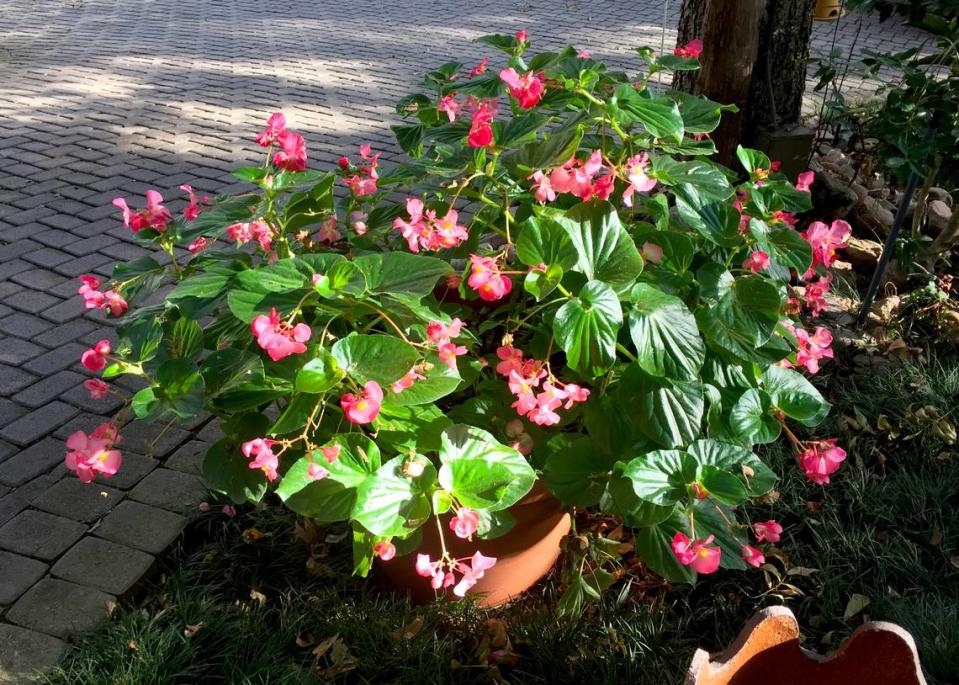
(0, 510, 85, 560)
(0, 549, 48, 604)
(92, 451, 157, 490)
(0, 402, 78, 446)
(5, 290, 61, 315)
(32, 478, 124, 523)
(60, 380, 125, 414)
(51, 536, 154, 596)
(0, 624, 67, 682)
(165, 440, 208, 475)
(0, 365, 38, 396)
(6, 578, 114, 639)
(22, 343, 87, 375)
(94, 500, 186, 554)
(0, 438, 65, 487)
(11, 370, 86, 409)
(0, 472, 61, 527)
(0, 312, 54, 338)
(0, 399, 27, 427)
(0, 336, 45, 365)
(119, 421, 191, 458)
(129, 468, 207, 514)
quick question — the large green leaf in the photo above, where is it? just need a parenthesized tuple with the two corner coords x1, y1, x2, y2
(499, 112, 549, 146)
(623, 364, 704, 448)
(331, 333, 420, 386)
(501, 122, 583, 178)
(608, 86, 684, 142)
(748, 219, 813, 275)
(619, 449, 697, 506)
(353, 456, 432, 537)
(383, 351, 461, 407)
(235, 259, 308, 293)
(686, 439, 777, 496)
(729, 388, 782, 444)
(438, 425, 535, 512)
(627, 283, 705, 381)
(372, 403, 452, 454)
(553, 280, 623, 378)
(543, 436, 617, 507)
(697, 278, 783, 362)
(761, 366, 830, 427)
(352, 252, 452, 298)
(202, 438, 269, 505)
(635, 506, 696, 583)
(665, 90, 738, 134)
(202, 350, 265, 396)
(295, 351, 345, 394)
(696, 464, 749, 505)
(438, 459, 514, 510)
(548, 202, 643, 285)
(652, 156, 734, 203)
(515, 216, 578, 270)
(605, 471, 674, 527)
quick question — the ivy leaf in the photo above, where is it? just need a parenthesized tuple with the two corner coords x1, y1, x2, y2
(553, 280, 623, 378)
(627, 283, 705, 381)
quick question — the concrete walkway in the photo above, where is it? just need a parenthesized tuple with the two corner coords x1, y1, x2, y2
(0, 0, 929, 679)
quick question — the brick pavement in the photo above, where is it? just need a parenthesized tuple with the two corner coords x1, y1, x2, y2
(0, 0, 929, 680)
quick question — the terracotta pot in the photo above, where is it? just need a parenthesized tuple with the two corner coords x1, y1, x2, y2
(376, 482, 570, 607)
(686, 606, 927, 685)
(814, 0, 843, 20)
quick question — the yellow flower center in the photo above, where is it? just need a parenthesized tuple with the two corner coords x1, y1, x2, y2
(356, 400, 368, 410)
(95, 450, 110, 463)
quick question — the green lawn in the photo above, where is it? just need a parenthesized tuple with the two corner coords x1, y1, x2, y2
(44, 352, 959, 684)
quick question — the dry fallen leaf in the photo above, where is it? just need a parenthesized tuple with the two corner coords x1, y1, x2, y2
(249, 589, 267, 606)
(390, 616, 425, 641)
(242, 527, 266, 543)
(184, 623, 204, 638)
(312, 635, 339, 659)
(126, 640, 139, 652)
(930, 528, 943, 546)
(295, 633, 314, 648)
(843, 593, 871, 620)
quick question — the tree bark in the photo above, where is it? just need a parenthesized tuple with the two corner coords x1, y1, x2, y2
(674, 0, 816, 162)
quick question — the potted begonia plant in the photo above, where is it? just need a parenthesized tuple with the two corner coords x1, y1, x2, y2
(69, 31, 849, 606)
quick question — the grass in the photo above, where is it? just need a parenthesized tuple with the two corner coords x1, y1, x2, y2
(43, 352, 959, 685)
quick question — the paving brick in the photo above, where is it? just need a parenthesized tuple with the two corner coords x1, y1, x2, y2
(165, 440, 208, 475)
(91, 451, 156, 490)
(33, 317, 96, 348)
(0, 311, 54, 338)
(33, 478, 124, 522)
(129, 468, 207, 514)
(11, 370, 86, 408)
(0, 365, 38, 396)
(119, 421, 191, 457)
(0, 549, 48, 604)
(22, 343, 87, 375)
(0, 438, 66, 487)
(0, 624, 67, 682)
(6, 578, 115, 639)
(0, 402, 78, 446)
(0, 472, 62, 526)
(0, 510, 85, 560)
(94, 500, 186, 554)
(51, 536, 153, 595)
(0, 336, 44, 365)
(0, 399, 27, 427)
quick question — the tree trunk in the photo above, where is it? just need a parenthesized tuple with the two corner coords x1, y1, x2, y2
(674, 0, 816, 163)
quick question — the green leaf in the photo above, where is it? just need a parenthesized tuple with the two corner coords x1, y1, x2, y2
(232, 167, 266, 183)
(476, 509, 516, 540)
(391, 124, 424, 158)
(501, 122, 583, 178)
(691, 499, 747, 570)
(635, 507, 696, 583)
(761, 366, 830, 426)
(353, 456, 432, 538)
(553, 280, 623, 378)
(202, 350, 264, 396)
(686, 439, 777, 496)
(729, 388, 782, 444)
(543, 436, 616, 507)
(500, 112, 549, 146)
(168, 318, 203, 359)
(476, 33, 519, 53)
(665, 90, 738, 133)
(697, 464, 749, 505)
(651, 156, 734, 203)
(226, 289, 304, 324)
(548, 201, 643, 285)
(438, 425, 535, 512)
(373, 403, 452, 454)
(515, 216, 578, 270)
(605, 472, 674, 526)
(234, 259, 308, 293)
(295, 351, 345, 394)
(118, 318, 164, 363)
(352, 252, 452, 298)
(736, 145, 771, 174)
(438, 459, 513, 509)
(620, 449, 697, 506)
(608, 86, 684, 142)
(524, 264, 564, 301)
(623, 364, 704, 448)
(176, 196, 256, 243)
(677, 199, 742, 247)
(384, 351, 461, 406)
(202, 439, 269, 505)
(131, 387, 159, 420)
(697, 278, 783, 362)
(627, 283, 705, 381)
(331, 333, 420, 386)
(748, 220, 813, 275)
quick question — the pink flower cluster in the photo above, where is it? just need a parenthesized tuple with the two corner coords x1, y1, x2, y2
(529, 150, 614, 204)
(499, 67, 545, 109)
(393, 198, 469, 253)
(803, 275, 832, 317)
(671, 532, 720, 573)
(251, 307, 311, 362)
(468, 100, 496, 148)
(226, 220, 274, 250)
(799, 439, 847, 484)
(621, 153, 658, 207)
(256, 112, 307, 172)
(77, 275, 128, 317)
(112, 190, 172, 233)
(495, 345, 589, 426)
(341, 381, 383, 424)
(65, 423, 122, 483)
(450, 507, 481, 539)
(317, 216, 341, 243)
(306, 444, 341, 482)
(801, 219, 851, 279)
(673, 39, 703, 59)
(415, 551, 497, 597)
(341, 144, 380, 197)
(781, 323, 833, 375)
(467, 255, 512, 301)
(742, 251, 770, 273)
(242, 438, 280, 481)
(81, 340, 111, 372)
(179, 183, 207, 221)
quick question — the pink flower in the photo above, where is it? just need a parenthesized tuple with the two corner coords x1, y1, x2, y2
(468, 101, 495, 148)
(256, 112, 287, 147)
(391, 368, 426, 394)
(374, 541, 396, 561)
(349, 210, 368, 235)
(771, 210, 797, 227)
(438, 342, 468, 370)
(799, 439, 846, 484)
(741, 544, 765, 568)
(469, 57, 489, 77)
(622, 153, 657, 207)
(317, 216, 341, 243)
(426, 318, 465, 344)
(674, 38, 704, 59)
(515, 29, 528, 43)
(642, 242, 664, 264)
(438, 94, 461, 122)
(341, 381, 384, 424)
(432, 210, 469, 250)
(188, 237, 209, 254)
(78, 276, 104, 310)
(450, 507, 481, 539)
(784, 324, 834, 375)
(307, 462, 329, 481)
(546, 149, 607, 201)
(242, 438, 280, 481)
(499, 67, 545, 109)
(101, 290, 128, 317)
(753, 520, 783, 544)
(801, 219, 851, 277)
(467, 255, 512, 301)
(562, 383, 590, 409)
(250, 307, 311, 362)
(84, 378, 110, 400)
(796, 170, 815, 193)
(81, 340, 111, 372)
(320, 444, 342, 463)
(671, 532, 721, 574)
(495, 346, 524, 376)
(112, 190, 172, 232)
(742, 251, 770, 273)
(64, 423, 122, 483)
(577, 49, 591, 58)
(274, 129, 307, 172)
(453, 552, 497, 597)
(530, 170, 556, 203)
(803, 275, 831, 317)
(180, 184, 202, 221)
